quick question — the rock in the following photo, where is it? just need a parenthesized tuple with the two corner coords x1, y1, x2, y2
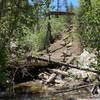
(66, 42, 72, 47)
(68, 49, 97, 79)
(60, 41, 66, 46)
(78, 49, 97, 68)
(62, 50, 72, 57)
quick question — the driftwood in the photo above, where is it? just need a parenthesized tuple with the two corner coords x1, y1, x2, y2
(46, 73, 56, 83)
(48, 69, 68, 76)
(53, 84, 94, 94)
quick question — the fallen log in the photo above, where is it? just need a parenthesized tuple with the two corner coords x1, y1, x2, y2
(53, 83, 94, 94)
(31, 56, 100, 74)
(48, 69, 68, 76)
(46, 73, 56, 84)
(9, 56, 100, 74)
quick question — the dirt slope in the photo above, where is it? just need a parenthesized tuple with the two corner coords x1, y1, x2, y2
(42, 25, 82, 63)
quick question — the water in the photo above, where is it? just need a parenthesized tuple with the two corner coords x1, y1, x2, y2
(0, 88, 91, 100)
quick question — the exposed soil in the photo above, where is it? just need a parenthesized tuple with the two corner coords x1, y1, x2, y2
(42, 24, 82, 62)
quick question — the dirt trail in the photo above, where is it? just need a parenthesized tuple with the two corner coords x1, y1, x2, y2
(42, 25, 82, 63)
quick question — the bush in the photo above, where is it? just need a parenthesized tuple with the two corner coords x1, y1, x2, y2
(78, 0, 100, 69)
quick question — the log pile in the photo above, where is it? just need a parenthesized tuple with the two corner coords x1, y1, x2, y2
(8, 55, 100, 98)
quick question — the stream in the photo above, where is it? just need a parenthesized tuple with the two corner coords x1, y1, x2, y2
(0, 87, 94, 100)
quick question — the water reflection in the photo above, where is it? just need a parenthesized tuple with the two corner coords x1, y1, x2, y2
(0, 87, 91, 100)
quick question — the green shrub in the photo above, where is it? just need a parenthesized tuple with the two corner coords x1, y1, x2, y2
(78, 0, 100, 69)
